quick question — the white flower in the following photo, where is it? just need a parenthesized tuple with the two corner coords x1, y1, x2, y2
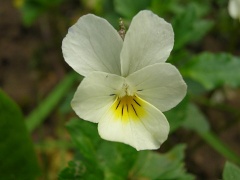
(62, 10, 187, 151)
(228, 0, 240, 20)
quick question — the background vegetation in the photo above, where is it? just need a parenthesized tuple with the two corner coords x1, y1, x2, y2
(1, 0, 240, 179)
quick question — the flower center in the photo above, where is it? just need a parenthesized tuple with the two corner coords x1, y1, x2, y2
(118, 83, 134, 98)
(111, 95, 146, 122)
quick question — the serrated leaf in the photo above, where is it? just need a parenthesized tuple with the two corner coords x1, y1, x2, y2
(182, 103, 210, 133)
(59, 160, 103, 180)
(66, 119, 100, 164)
(0, 90, 40, 180)
(97, 141, 137, 179)
(223, 161, 240, 180)
(63, 118, 137, 180)
(61, 120, 100, 180)
(183, 53, 240, 90)
(129, 144, 194, 180)
(62, 119, 194, 179)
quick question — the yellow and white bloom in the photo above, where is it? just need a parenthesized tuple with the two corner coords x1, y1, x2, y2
(228, 0, 240, 20)
(62, 10, 187, 150)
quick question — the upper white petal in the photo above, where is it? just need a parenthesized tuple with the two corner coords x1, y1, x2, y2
(62, 14, 123, 77)
(71, 72, 125, 123)
(126, 63, 187, 112)
(120, 10, 174, 76)
(98, 96, 169, 150)
(228, 0, 240, 19)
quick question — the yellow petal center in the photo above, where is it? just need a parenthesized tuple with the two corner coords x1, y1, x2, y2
(111, 95, 146, 123)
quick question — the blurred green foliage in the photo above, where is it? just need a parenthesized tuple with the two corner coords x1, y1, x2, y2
(59, 118, 193, 180)
(223, 161, 240, 180)
(0, 90, 40, 180)
(171, 4, 213, 51)
(15, 0, 64, 26)
(164, 96, 189, 133)
(6, 0, 240, 179)
(114, 0, 151, 18)
(182, 53, 240, 90)
(182, 103, 210, 134)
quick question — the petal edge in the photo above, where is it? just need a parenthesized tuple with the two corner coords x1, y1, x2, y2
(62, 14, 123, 76)
(126, 63, 187, 112)
(71, 72, 125, 123)
(121, 10, 174, 76)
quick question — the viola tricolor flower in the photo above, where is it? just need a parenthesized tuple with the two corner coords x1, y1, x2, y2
(62, 10, 187, 150)
(228, 0, 240, 20)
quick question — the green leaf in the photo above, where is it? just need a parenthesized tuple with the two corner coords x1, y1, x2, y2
(182, 103, 210, 133)
(0, 89, 40, 180)
(172, 5, 213, 50)
(151, 0, 210, 18)
(150, 0, 175, 16)
(59, 160, 103, 180)
(61, 118, 137, 180)
(129, 144, 194, 180)
(184, 78, 207, 95)
(66, 118, 100, 165)
(19, 0, 64, 26)
(20, 3, 43, 26)
(97, 141, 137, 179)
(223, 161, 240, 180)
(182, 53, 240, 90)
(114, 0, 151, 19)
(61, 119, 194, 179)
(164, 96, 189, 133)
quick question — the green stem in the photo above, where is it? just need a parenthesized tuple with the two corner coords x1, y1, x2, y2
(193, 96, 240, 117)
(198, 131, 240, 165)
(26, 71, 80, 132)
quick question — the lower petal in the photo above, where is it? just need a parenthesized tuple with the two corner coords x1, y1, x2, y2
(98, 95, 169, 151)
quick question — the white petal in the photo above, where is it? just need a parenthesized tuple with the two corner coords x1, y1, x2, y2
(228, 0, 240, 19)
(126, 63, 187, 112)
(120, 10, 174, 76)
(62, 14, 123, 77)
(71, 72, 125, 123)
(98, 95, 169, 151)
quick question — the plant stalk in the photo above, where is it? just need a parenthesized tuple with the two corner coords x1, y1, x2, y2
(198, 131, 240, 165)
(26, 71, 80, 132)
